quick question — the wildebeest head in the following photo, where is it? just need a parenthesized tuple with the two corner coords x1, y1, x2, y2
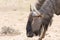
(26, 5, 43, 37)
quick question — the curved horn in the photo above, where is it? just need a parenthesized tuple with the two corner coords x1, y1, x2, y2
(30, 4, 42, 17)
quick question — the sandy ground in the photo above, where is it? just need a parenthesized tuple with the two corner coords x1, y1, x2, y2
(0, 0, 60, 40)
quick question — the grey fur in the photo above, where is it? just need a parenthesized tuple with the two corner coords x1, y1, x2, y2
(26, 0, 60, 40)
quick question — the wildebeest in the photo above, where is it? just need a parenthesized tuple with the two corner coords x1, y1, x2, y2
(26, 0, 60, 40)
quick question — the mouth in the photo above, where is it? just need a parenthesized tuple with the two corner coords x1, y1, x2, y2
(27, 32, 34, 37)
